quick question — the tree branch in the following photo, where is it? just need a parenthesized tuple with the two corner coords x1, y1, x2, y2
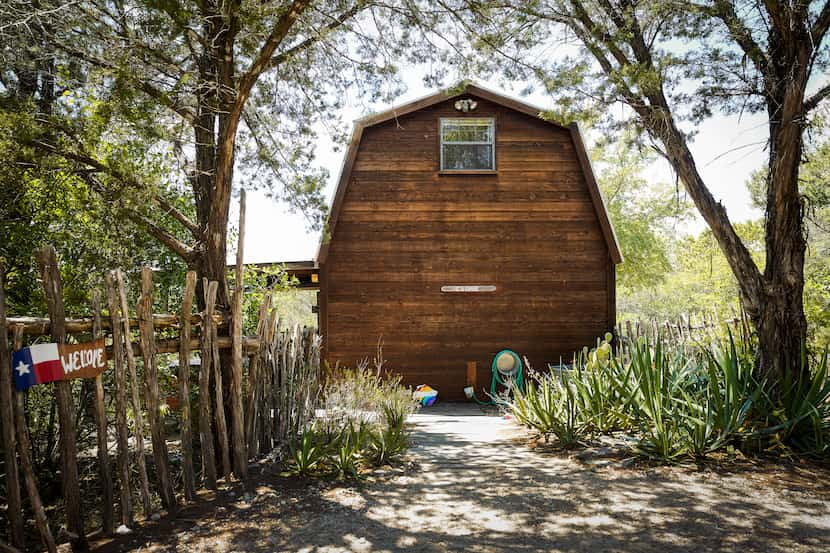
(129, 212, 196, 261)
(75, 173, 196, 261)
(805, 81, 830, 112)
(708, 0, 769, 76)
(236, 0, 312, 108)
(565, 0, 765, 310)
(55, 43, 198, 126)
(34, 139, 202, 244)
(155, 196, 202, 238)
(268, 2, 365, 69)
(811, 0, 830, 44)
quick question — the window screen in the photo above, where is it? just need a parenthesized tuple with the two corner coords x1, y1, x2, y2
(440, 118, 495, 171)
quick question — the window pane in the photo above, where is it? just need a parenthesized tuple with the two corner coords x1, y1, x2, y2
(442, 144, 493, 170)
(442, 123, 491, 142)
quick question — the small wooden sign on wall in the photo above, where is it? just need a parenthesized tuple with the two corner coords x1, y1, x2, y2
(440, 285, 497, 293)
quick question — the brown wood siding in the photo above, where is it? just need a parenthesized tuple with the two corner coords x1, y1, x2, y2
(321, 95, 614, 398)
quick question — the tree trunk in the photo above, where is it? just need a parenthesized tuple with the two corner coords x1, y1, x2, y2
(752, 17, 811, 387)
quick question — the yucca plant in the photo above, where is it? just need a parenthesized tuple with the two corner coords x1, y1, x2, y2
(284, 428, 327, 477)
(628, 338, 690, 460)
(508, 371, 587, 447)
(571, 334, 636, 433)
(328, 423, 368, 480)
(368, 423, 409, 466)
(756, 345, 830, 454)
(695, 333, 763, 454)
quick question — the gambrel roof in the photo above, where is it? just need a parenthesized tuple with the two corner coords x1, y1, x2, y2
(316, 82, 622, 265)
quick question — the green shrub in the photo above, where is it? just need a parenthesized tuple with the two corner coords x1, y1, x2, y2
(319, 355, 419, 434)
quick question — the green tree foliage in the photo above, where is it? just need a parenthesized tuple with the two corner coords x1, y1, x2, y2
(620, 137, 828, 350)
(1, 0, 419, 317)
(592, 139, 691, 293)
(0, 106, 188, 315)
(620, 220, 766, 322)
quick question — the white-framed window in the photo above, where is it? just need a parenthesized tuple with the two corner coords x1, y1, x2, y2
(440, 117, 495, 171)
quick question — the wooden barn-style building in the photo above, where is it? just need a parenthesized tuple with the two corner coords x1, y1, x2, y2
(306, 83, 622, 399)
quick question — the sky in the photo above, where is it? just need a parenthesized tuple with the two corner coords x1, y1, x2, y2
(233, 72, 773, 264)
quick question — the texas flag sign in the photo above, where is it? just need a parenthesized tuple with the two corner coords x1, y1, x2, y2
(12, 338, 107, 391)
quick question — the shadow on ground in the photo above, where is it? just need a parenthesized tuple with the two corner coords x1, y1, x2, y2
(93, 403, 830, 553)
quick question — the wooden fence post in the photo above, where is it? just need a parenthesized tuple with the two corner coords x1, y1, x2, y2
(208, 282, 231, 479)
(199, 280, 218, 489)
(12, 326, 57, 553)
(91, 290, 115, 535)
(138, 267, 177, 511)
(230, 189, 248, 478)
(106, 272, 133, 525)
(35, 246, 86, 549)
(179, 271, 197, 500)
(0, 264, 25, 550)
(246, 294, 272, 459)
(116, 269, 152, 516)
(259, 311, 279, 454)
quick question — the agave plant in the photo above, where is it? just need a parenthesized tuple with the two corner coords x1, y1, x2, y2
(508, 370, 587, 447)
(757, 345, 830, 454)
(627, 338, 691, 460)
(572, 334, 636, 433)
(285, 428, 327, 477)
(327, 423, 368, 480)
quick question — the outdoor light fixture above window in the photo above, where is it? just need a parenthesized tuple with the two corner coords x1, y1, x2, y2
(440, 117, 495, 171)
(454, 98, 478, 112)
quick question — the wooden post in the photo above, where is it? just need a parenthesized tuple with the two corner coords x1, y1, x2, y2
(138, 267, 177, 510)
(91, 290, 114, 535)
(466, 361, 477, 389)
(210, 295, 231, 479)
(267, 313, 278, 450)
(35, 246, 86, 548)
(230, 189, 247, 478)
(179, 271, 197, 501)
(115, 269, 152, 516)
(198, 280, 217, 489)
(106, 272, 133, 525)
(11, 326, 57, 553)
(0, 264, 25, 550)
(246, 294, 272, 459)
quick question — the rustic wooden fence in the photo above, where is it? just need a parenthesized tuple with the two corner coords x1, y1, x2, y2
(0, 201, 321, 552)
(614, 310, 751, 359)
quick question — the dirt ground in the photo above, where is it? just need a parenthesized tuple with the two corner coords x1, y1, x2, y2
(91, 403, 830, 553)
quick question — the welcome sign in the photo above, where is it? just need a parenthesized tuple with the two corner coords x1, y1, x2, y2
(12, 338, 107, 391)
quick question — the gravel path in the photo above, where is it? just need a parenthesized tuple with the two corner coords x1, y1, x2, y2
(96, 403, 830, 553)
